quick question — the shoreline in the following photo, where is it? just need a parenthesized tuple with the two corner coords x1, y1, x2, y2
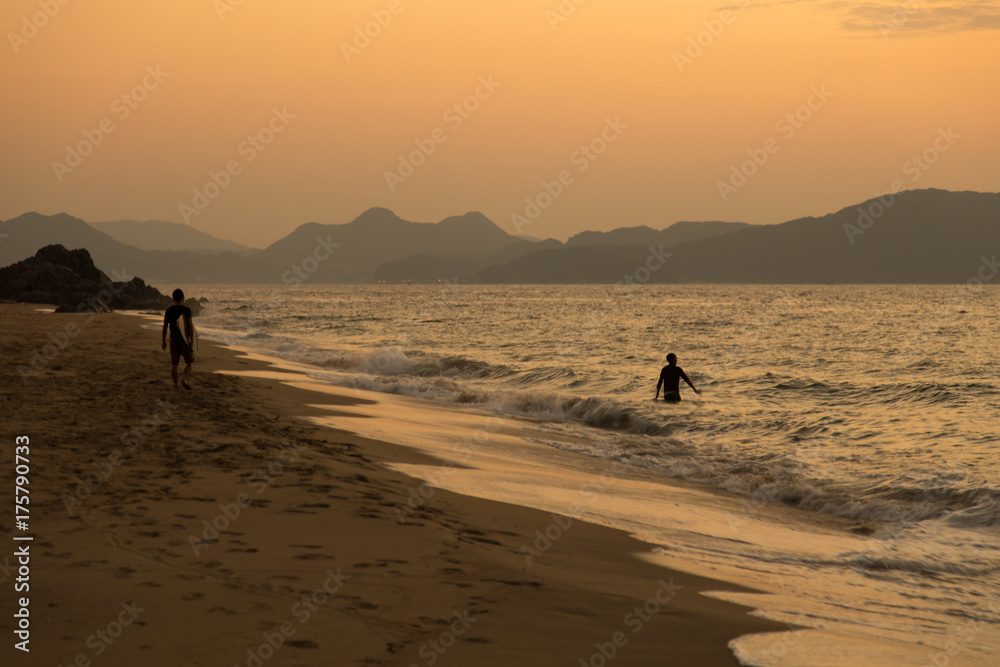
(1, 304, 788, 666)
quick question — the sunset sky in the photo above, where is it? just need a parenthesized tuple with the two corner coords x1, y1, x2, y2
(2, 0, 998, 246)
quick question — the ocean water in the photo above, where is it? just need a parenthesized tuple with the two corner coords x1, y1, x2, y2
(170, 283, 1000, 665)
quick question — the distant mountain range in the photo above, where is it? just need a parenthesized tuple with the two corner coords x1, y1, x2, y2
(1, 189, 997, 284)
(565, 221, 750, 248)
(90, 219, 258, 256)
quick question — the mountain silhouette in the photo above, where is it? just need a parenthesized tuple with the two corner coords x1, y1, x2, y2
(252, 208, 523, 281)
(0, 213, 258, 284)
(91, 219, 258, 255)
(3, 189, 996, 284)
(566, 221, 748, 248)
(659, 188, 999, 283)
(475, 189, 999, 283)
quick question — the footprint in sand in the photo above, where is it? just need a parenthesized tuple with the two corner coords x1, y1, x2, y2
(208, 607, 237, 615)
(485, 579, 543, 588)
(287, 640, 319, 649)
(282, 507, 316, 515)
(114, 567, 137, 578)
(182, 592, 205, 602)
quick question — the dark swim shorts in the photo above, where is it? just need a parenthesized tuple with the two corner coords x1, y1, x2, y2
(169, 337, 194, 365)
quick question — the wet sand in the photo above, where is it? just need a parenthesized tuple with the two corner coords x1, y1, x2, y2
(0, 304, 786, 666)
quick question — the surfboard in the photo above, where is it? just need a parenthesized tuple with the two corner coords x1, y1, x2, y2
(190, 323, 199, 352)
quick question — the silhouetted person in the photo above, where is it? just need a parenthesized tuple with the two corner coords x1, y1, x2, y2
(655, 353, 701, 402)
(162, 288, 194, 390)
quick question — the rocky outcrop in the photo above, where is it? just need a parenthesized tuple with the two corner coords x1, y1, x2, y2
(0, 245, 202, 314)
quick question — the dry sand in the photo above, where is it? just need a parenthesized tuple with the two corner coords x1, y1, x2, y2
(0, 304, 786, 666)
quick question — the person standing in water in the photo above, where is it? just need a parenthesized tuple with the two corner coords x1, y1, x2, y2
(654, 353, 701, 402)
(162, 289, 195, 390)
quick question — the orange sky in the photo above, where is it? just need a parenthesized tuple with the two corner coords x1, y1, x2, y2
(2, 0, 997, 246)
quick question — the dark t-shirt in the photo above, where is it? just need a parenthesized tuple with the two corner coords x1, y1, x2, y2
(164, 304, 192, 343)
(657, 365, 690, 395)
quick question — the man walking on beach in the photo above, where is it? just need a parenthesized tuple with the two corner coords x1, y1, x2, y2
(655, 353, 701, 402)
(162, 289, 194, 390)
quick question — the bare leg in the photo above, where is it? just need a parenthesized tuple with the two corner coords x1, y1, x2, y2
(182, 362, 193, 390)
(171, 364, 179, 389)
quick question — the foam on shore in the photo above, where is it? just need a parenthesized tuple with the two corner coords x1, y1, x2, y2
(216, 350, 957, 667)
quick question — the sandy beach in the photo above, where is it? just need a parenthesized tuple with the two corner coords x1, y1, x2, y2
(0, 304, 786, 666)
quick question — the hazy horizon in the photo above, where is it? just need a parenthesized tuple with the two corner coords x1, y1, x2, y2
(3, 1, 998, 247)
(5, 185, 996, 250)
